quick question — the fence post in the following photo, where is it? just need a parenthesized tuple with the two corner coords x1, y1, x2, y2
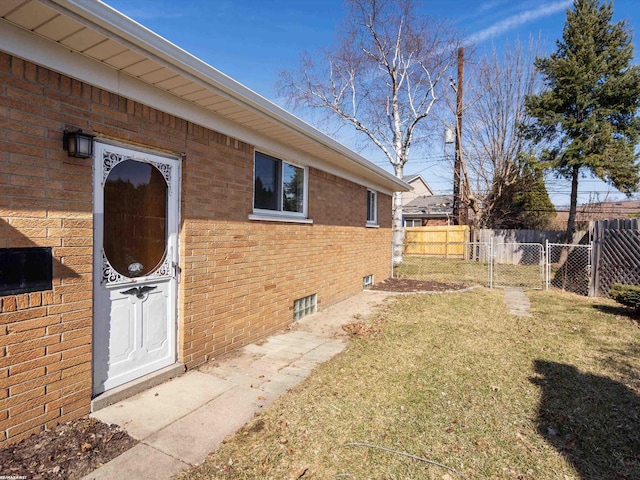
(591, 221, 601, 296)
(595, 222, 603, 297)
(587, 242, 593, 297)
(445, 229, 449, 259)
(390, 233, 395, 279)
(489, 242, 493, 289)
(545, 240, 549, 291)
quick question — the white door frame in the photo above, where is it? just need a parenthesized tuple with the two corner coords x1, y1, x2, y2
(92, 141, 180, 395)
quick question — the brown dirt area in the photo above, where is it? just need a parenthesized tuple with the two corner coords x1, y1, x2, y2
(342, 279, 469, 339)
(370, 277, 469, 292)
(0, 416, 137, 480)
(342, 320, 383, 338)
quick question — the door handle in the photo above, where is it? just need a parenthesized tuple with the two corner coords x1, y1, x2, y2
(172, 261, 181, 280)
(121, 286, 157, 299)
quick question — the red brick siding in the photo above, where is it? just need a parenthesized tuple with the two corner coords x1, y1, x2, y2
(0, 52, 393, 445)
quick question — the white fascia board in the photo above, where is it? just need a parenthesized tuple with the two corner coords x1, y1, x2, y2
(43, 0, 409, 193)
(0, 18, 399, 195)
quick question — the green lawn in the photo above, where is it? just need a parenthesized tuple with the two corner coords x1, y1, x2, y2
(179, 289, 640, 480)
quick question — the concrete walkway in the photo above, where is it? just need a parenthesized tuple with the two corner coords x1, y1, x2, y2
(503, 287, 532, 316)
(82, 290, 390, 480)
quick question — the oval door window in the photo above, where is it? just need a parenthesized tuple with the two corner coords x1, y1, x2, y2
(103, 160, 168, 278)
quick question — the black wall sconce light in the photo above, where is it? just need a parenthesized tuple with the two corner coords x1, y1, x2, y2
(63, 129, 95, 158)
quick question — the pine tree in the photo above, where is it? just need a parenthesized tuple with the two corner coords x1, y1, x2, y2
(488, 156, 555, 229)
(512, 162, 556, 230)
(525, 0, 640, 238)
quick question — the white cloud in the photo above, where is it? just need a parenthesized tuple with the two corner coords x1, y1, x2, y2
(477, 0, 511, 14)
(467, 0, 572, 44)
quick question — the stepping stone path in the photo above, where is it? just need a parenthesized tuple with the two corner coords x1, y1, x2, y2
(503, 287, 532, 316)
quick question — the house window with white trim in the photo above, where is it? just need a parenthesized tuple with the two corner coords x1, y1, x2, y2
(404, 218, 422, 227)
(254, 152, 306, 215)
(366, 189, 378, 225)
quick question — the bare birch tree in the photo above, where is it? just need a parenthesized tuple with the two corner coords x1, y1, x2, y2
(278, 0, 460, 264)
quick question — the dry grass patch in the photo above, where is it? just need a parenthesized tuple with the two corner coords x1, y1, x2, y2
(396, 255, 490, 286)
(178, 289, 640, 480)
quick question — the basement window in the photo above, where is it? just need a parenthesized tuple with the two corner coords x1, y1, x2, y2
(293, 294, 317, 321)
(363, 274, 374, 288)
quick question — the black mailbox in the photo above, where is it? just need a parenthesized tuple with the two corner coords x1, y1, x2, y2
(0, 247, 53, 296)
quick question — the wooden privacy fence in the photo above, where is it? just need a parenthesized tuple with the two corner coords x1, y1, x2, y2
(592, 218, 640, 297)
(404, 225, 470, 258)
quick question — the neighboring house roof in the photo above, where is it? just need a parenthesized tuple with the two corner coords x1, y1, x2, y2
(555, 200, 640, 223)
(0, 0, 410, 195)
(403, 194, 453, 217)
(402, 174, 421, 183)
(402, 174, 434, 196)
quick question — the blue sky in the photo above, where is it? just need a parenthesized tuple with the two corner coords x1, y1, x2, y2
(105, 0, 640, 206)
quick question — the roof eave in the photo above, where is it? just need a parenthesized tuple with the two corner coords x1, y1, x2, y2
(48, 0, 410, 192)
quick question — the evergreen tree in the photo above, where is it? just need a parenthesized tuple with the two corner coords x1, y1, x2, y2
(524, 0, 640, 238)
(488, 156, 555, 229)
(513, 163, 556, 230)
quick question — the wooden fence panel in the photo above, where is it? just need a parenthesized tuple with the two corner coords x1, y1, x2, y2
(592, 219, 640, 297)
(404, 226, 470, 258)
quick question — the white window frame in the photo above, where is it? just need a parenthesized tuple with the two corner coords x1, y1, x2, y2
(366, 189, 378, 226)
(251, 151, 309, 222)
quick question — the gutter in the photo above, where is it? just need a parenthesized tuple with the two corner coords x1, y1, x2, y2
(45, 0, 410, 192)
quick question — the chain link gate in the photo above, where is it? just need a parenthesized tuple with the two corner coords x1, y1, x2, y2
(545, 241, 592, 296)
(491, 243, 545, 289)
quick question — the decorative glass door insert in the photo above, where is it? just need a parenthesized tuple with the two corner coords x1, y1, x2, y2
(93, 144, 179, 395)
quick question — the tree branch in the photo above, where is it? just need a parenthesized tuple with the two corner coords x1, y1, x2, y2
(343, 442, 462, 476)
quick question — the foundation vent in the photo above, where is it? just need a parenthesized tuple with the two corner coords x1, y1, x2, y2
(363, 274, 374, 288)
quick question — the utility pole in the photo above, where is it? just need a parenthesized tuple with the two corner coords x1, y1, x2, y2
(453, 47, 467, 225)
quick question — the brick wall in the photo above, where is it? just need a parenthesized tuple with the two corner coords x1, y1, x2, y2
(0, 54, 94, 445)
(0, 52, 393, 445)
(177, 134, 392, 367)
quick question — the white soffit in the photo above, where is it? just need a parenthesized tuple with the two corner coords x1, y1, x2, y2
(0, 0, 409, 193)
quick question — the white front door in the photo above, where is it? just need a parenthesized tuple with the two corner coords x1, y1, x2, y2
(93, 143, 179, 396)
